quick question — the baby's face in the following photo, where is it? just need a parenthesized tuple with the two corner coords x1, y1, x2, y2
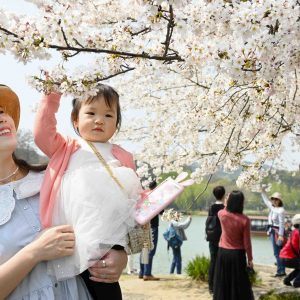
(74, 96, 117, 143)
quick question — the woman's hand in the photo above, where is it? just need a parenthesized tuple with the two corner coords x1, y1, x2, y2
(88, 249, 128, 283)
(25, 225, 75, 263)
(0, 225, 75, 298)
(260, 185, 267, 193)
(247, 260, 253, 269)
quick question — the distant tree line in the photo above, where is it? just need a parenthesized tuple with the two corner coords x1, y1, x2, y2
(158, 170, 300, 215)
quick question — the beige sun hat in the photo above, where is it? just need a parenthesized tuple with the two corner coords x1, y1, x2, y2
(270, 192, 282, 201)
(0, 85, 20, 129)
(292, 214, 300, 226)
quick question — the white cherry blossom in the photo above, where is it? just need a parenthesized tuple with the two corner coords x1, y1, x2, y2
(0, 0, 299, 191)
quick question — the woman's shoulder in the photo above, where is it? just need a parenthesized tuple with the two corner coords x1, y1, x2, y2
(217, 208, 226, 216)
(220, 210, 249, 221)
(13, 171, 44, 200)
(274, 206, 285, 213)
(170, 220, 178, 226)
(170, 220, 182, 228)
(241, 213, 251, 223)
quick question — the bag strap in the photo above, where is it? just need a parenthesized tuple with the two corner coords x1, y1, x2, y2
(86, 141, 153, 257)
(86, 140, 125, 190)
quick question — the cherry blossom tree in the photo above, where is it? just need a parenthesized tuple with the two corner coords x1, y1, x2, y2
(0, 0, 299, 190)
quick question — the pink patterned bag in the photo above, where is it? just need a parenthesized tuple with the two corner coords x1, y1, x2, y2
(135, 172, 194, 225)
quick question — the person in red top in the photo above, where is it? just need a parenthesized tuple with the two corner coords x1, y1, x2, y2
(280, 214, 300, 287)
(213, 191, 254, 300)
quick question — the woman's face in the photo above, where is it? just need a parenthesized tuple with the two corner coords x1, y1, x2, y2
(271, 198, 280, 207)
(0, 106, 17, 152)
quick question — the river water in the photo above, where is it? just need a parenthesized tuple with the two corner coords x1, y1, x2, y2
(130, 215, 274, 275)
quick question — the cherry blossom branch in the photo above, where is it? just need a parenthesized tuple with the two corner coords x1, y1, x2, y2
(47, 44, 184, 62)
(169, 68, 210, 89)
(0, 27, 19, 39)
(34, 65, 135, 88)
(237, 129, 261, 154)
(192, 174, 213, 203)
(0, 27, 184, 63)
(162, 5, 174, 58)
(192, 126, 236, 204)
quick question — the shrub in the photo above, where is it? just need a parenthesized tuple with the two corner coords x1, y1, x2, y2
(247, 267, 262, 286)
(186, 255, 262, 287)
(185, 255, 210, 281)
(259, 290, 300, 300)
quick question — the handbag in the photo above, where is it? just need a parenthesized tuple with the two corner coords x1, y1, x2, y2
(273, 227, 288, 248)
(86, 141, 153, 262)
(127, 223, 153, 256)
(135, 172, 194, 225)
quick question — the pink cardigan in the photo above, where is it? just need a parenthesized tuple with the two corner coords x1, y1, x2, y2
(34, 93, 136, 228)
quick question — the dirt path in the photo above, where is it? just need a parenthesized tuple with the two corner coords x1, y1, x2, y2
(119, 264, 300, 300)
(120, 274, 207, 300)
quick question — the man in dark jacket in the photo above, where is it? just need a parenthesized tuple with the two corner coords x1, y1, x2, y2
(206, 186, 225, 294)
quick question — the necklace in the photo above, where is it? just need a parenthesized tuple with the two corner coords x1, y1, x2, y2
(0, 166, 19, 183)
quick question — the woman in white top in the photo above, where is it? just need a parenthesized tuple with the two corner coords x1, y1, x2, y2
(261, 188, 286, 277)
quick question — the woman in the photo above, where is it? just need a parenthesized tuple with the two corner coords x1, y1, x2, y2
(0, 85, 127, 299)
(280, 214, 300, 287)
(261, 188, 286, 277)
(213, 191, 254, 300)
(169, 213, 192, 274)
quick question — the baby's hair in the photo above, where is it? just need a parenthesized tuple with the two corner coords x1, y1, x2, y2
(71, 84, 122, 134)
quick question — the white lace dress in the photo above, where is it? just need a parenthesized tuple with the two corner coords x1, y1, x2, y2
(48, 140, 142, 280)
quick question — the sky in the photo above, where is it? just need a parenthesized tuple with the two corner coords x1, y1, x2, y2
(0, 1, 77, 138)
(0, 52, 76, 137)
(1, 1, 299, 171)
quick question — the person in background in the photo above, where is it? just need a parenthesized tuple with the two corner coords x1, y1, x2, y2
(206, 186, 225, 294)
(169, 213, 192, 274)
(126, 254, 138, 275)
(139, 180, 163, 281)
(0, 85, 127, 300)
(280, 214, 300, 287)
(213, 191, 254, 300)
(261, 188, 286, 277)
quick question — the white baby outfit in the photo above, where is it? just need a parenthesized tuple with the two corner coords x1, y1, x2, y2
(48, 139, 142, 280)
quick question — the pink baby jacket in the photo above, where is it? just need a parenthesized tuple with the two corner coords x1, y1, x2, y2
(34, 93, 136, 228)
